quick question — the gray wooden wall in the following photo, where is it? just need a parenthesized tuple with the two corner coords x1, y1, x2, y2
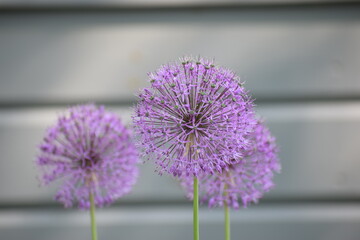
(1, 1, 360, 240)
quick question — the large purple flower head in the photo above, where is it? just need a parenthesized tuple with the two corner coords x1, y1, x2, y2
(36, 104, 139, 209)
(133, 57, 256, 177)
(181, 120, 280, 209)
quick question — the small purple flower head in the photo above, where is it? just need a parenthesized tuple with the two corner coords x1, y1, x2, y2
(36, 104, 139, 209)
(181, 120, 280, 209)
(133, 56, 256, 177)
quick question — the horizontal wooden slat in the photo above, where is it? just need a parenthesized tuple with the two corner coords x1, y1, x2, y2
(1, 204, 360, 240)
(262, 102, 360, 199)
(0, 0, 354, 8)
(0, 6, 359, 103)
(0, 102, 360, 203)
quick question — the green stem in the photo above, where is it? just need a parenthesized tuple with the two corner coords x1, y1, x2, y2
(224, 201, 230, 240)
(89, 192, 98, 240)
(193, 177, 199, 240)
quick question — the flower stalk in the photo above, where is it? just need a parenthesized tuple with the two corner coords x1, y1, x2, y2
(193, 176, 199, 240)
(89, 192, 98, 240)
(224, 200, 230, 240)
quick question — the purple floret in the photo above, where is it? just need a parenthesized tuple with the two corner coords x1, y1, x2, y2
(181, 120, 281, 209)
(133, 57, 257, 177)
(36, 104, 139, 209)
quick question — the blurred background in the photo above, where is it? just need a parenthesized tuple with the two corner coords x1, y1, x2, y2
(1, 0, 360, 239)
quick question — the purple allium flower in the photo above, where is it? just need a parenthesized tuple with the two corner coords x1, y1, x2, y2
(36, 104, 139, 209)
(133, 57, 256, 177)
(181, 120, 280, 209)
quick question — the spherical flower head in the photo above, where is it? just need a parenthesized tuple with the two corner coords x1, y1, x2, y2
(133, 56, 257, 177)
(36, 104, 139, 209)
(181, 120, 281, 209)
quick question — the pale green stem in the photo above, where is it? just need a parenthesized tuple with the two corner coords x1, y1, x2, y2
(89, 192, 98, 240)
(224, 201, 230, 240)
(193, 176, 199, 240)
